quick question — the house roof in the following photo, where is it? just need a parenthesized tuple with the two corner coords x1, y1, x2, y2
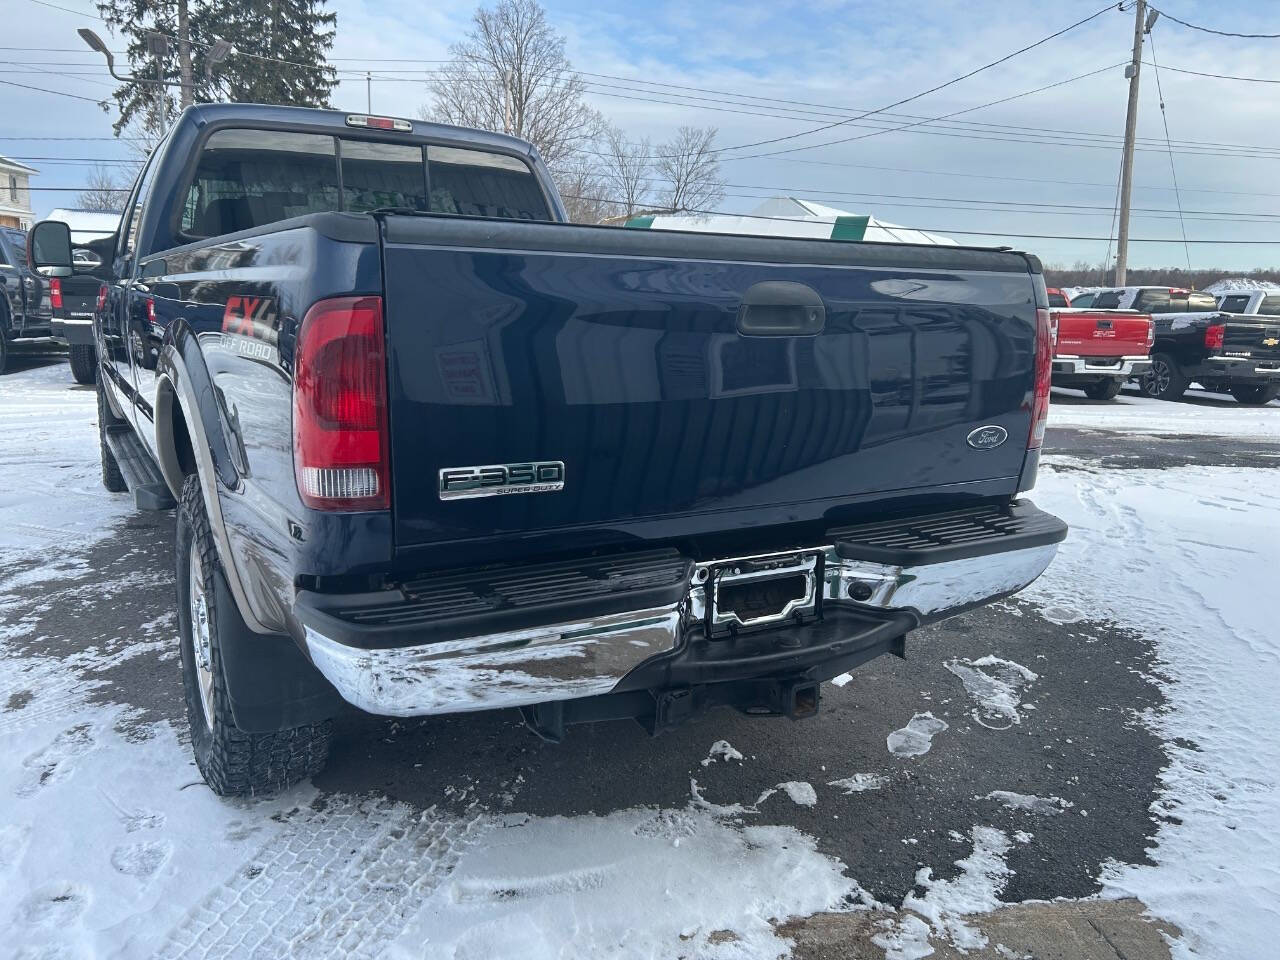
(0, 155, 38, 175)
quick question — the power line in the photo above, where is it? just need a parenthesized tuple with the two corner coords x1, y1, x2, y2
(0, 76, 102, 102)
(1152, 6, 1280, 39)
(1147, 34, 1191, 269)
(707, 2, 1117, 156)
(1141, 61, 1280, 84)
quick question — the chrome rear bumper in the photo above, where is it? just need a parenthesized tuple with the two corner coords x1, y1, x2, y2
(300, 503, 1065, 718)
(1052, 355, 1151, 377)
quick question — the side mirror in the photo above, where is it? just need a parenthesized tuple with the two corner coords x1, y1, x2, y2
(27, 220, 74, 278)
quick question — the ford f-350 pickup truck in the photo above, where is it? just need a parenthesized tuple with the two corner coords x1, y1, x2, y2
(28, 104, 1067, 796)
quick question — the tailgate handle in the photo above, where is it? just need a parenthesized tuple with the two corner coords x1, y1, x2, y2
(1096, 318, 1113, 329)
(736, 281, 826, 336)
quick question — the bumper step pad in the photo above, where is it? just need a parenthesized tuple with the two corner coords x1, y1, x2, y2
(829, 500, 1067, 566)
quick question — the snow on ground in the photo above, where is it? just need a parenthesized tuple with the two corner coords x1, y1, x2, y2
(874, 827, 1022, 960)
(943, 657, 1038, 730)
(886, 712, 948, 758)
(1048, 388, 1280, 437)
(1029, 459, 1280, 958)
(982, 791, 1073, 816)
(0, 361, 133, 563)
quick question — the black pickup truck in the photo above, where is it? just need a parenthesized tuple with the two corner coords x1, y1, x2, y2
(52, 237, 114, 384)
(1092, 286, 1280, 404)
(1, 225, 56, 373)
(28, 103, 1067, 796)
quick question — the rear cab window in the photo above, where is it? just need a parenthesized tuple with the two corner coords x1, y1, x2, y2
(1257, 296, 1280, 316)
(1135, 289, 1218, 313)
(179, 127, 551, 240)
(1047, 291, 1069, 308)
(1218, 294, 1251, 313)
(1093, 291, 1122, 309)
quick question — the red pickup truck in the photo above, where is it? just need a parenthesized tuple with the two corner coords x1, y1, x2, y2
(1048, 288, 1154, 400)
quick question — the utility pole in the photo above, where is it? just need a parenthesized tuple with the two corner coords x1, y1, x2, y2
(502, 69, 512, 135)
(1115, 0, 1148, 286)
(366, 71, 372, 112)
(177, 0, 193, 108)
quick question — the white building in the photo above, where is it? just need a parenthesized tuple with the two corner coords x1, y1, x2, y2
(0, 155, 37, 230)
(628, 197, 958, 246)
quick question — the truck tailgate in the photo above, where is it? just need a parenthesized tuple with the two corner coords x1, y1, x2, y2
(1223, 317, 1280, 362)
(1054, 309, 1150, 357)
(379, 217, 1040, 561)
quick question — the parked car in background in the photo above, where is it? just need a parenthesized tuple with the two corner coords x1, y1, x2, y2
(52, 236, 113, 384)
(28, 103, 1066, 797)
(1051, 304, 1153, 400)
(0, 225, 56, 373)
(1089, 287, 1280, 404)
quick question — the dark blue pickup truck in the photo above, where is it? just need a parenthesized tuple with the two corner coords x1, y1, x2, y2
(29, 103, 1066, 796)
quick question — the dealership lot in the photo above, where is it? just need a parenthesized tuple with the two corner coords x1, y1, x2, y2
(2, 355, 1277, 959)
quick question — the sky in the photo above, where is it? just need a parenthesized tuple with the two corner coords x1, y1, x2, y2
(3, 0, 1280, 269)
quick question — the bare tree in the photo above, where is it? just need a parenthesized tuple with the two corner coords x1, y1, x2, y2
(599, 124, 651, 218)
(654, 126, 725, 213)
(552, 156, 618, 224)
(424, 0, 603, 168)
(77, 164, 129, 212)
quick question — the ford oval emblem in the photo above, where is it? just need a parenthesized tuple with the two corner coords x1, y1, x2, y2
(966, 425, 1009, 450)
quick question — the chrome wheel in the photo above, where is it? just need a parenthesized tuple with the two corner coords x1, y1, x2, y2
(188, 548, 215, 731)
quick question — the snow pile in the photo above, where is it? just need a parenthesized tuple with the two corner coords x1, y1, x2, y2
(887, 712, 948, 758)
(1028, 461, 1280, 956)
(1202, 278, 1280, 294)
(944, 657, 1038, 729)
(873, 827, 1018, 959)
(983, 791, 1073, 816)
(827, 773, 888, 794)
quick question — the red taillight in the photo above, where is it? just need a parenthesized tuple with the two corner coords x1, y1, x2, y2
(50, 278, 62, 310)
(96, 284, 108, 312)
(1204, 323, 1225, 350)
(1029, 307, 1052, 449)
(146, 297, 156, 325)
(1145, 318, 1155, 349)
(293, 296, 390, 511)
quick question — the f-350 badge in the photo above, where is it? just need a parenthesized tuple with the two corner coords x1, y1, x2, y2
(439, 461, 565, 500)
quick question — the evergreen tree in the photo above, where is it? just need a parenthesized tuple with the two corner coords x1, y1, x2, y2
(95, 0, 337, 138)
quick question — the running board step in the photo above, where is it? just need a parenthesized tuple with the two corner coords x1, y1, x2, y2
(103, 424, 176, 510)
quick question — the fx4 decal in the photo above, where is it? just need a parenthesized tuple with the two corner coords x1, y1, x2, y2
(222, 296, 279, 344)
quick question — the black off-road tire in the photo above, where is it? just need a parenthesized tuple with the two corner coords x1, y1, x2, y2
(1083, 378, 1124, 401)
(96, 381, 127, 492)
(1229, 383, 1280, 405)
(1140, 353, 1189, 402)
(176, 474, 331, 797)
(69, 343, 96, 384)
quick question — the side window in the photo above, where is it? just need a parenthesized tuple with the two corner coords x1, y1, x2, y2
(0, 238, 10, 267)
(1219, 295, 1251, 313)
(180, 130, 339, 238)
(1093, 291, 1122, 309)
(427, 145, 550, 221)
(341, 140, 427, 213)
(119, 153, 159, 263)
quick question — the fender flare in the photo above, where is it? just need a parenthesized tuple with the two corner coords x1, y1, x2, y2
(156, 322, 274, 634)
